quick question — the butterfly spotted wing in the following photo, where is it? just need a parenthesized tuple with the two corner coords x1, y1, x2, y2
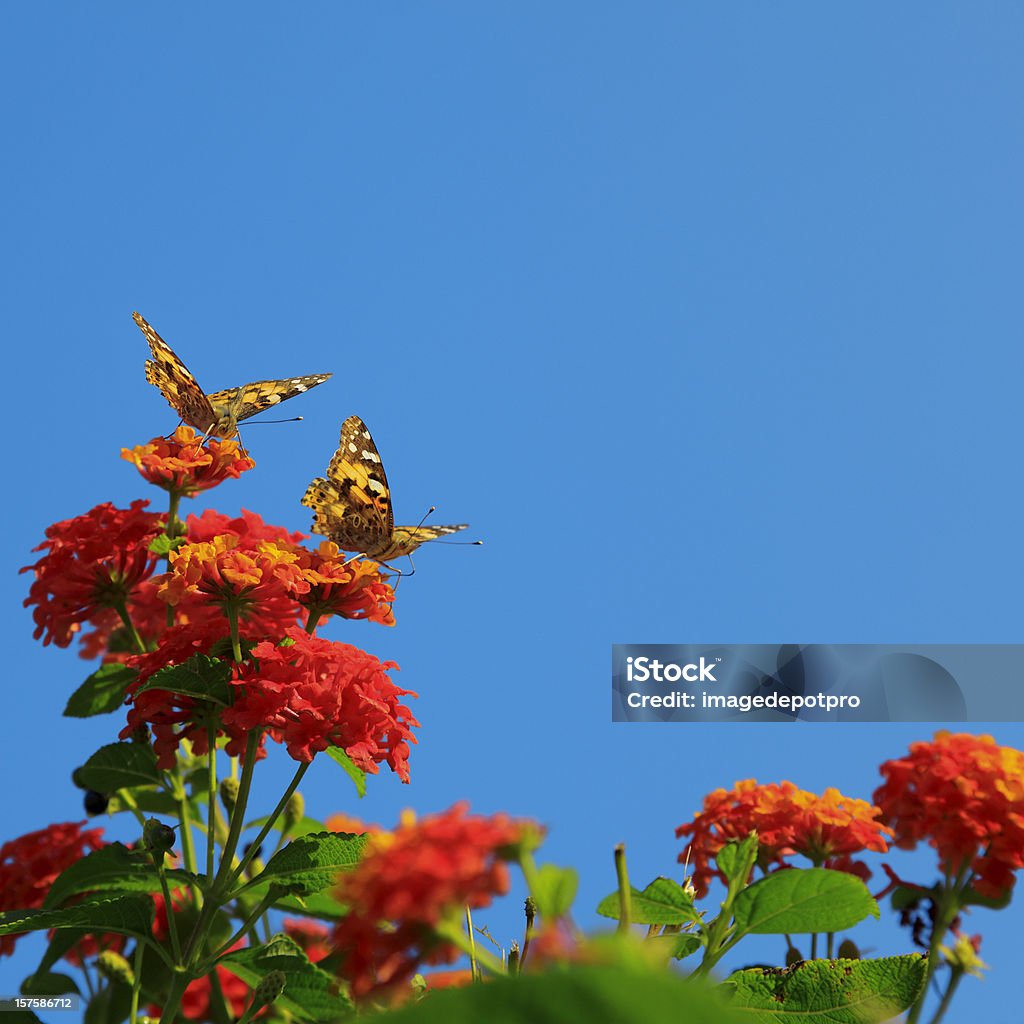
(133, 312, 332, 438)
(302, 415, 469, 562)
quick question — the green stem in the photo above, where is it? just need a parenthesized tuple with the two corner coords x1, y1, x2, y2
(304, 609, 322, 635)
(204, 894, 276, 966)
(434, 920, 505, 977)
(614, 844, 632, 932)
(154, 859, 182, 964)
(170, 765, 200, 904)
(229, 760, 310, 889)
(158, 970, 190, 1024)
(928, 968, 965, 1024)
(182, 732, 261, 970)
(465, 906, 479, 981)
(225, 601, 243, 664)
(206, 728, 218, 884)
(129, 940, 144, 1024)
(113, 599, 147, 655)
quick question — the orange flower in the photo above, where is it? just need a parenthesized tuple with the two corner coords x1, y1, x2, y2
(325, 812, 385, 837)
(676, 779, 892, 897)
(159, 535, 309, 610)
(297, 541, 395, 627)
(122, 426, 255, 497)
(874, 731, 1024, 898)
(333, 804, 539, 1000)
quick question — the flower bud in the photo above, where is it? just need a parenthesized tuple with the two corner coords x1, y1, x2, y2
(250, 969, 287, 1012)
(142, 818, 176, 855)
(97, 950, 134, 987)
(220, 777, 240, 818)
(283, 791, 305, 833)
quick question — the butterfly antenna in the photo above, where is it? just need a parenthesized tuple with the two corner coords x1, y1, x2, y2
(243, 416, 305, 425)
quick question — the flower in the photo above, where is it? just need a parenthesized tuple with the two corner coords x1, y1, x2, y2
(325, 812, 385, 837)
(22, 501, 163, 647)
(186, 508, 306, 547)
(874, 731, 1024, 899)
(159, 534, 309, 611)
(297, 541, 395, 626)
(122, 426, 255, 497)
(332, 803, 538, 1000)
(676, 779, 893, 897)
(225, 629, 418, 772)
(0, 822, 106, 956)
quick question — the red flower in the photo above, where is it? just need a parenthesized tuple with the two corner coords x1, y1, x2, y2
(0, 822, 105, 956)
(332, 803, 538, 1000)
(122, 426, 255, 497)
(676, 780, 892, 898)
(186, 508, 306, 547)
(296, 541, 396, 627)
(874, 731, 1024, 899)
(226, 629, 418, 773)
(22, 501, 163, 647)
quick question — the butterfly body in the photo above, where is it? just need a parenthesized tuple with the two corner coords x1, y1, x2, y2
(302, 415, 470, 562)
(134, 311, 331, 439)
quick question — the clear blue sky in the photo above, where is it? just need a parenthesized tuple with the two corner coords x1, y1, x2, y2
(2, 6, 1022, 1022)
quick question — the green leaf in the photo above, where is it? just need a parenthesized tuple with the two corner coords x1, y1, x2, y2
(597, 877, 701, 926)
(19, 973, 80, 997)
(107, 790, 181, 816)
(268, 890, 350, 920)
(249, 832, 368, 897)
(530, 864, 578, 920)
(64, 664, 137, 718)
(324, 746, 366, 798)
(725, 955, 928, 1023)
(377, 966, 744, 1024)
(732, 868, 878, 937)
(220, 935, 353, 1021)
(0, 896, 154, 944)
(84, 982, 133, 1024)
(148, 534, 185, 556)
(76, 743, 161, 793)
(670, 933, 703, 960)
(44, 843, 192, 909)
(716, 834, 759, 889)
(135, 653, 233, 705)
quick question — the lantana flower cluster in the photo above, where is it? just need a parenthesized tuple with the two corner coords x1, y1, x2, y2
(22, 428, 401, 775)
(332, 803, 537, 1000)
(874, 731, 1024, 898)
(676, 779, 893, 897)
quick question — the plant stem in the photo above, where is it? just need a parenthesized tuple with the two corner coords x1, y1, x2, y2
(129, 940, 144, 1024)
(113, 600, 147, 655)
(206, 728, 218, 884)
(465, 906, 479, 981)
(229, 759, 310, 889)
(928, 968, 964, 1024)
(614, 844, 632, 932)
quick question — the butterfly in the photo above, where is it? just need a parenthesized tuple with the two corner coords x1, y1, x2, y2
(301, 415, 473, 563)
(133, 311, 332, 440)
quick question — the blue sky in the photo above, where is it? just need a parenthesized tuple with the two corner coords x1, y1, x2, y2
(2, 6, 1022, 1022)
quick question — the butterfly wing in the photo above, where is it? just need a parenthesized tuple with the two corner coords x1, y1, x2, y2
(207, 374, 332, 424)
(134, 311, 217, 432)
(301, 416, 393, 555)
